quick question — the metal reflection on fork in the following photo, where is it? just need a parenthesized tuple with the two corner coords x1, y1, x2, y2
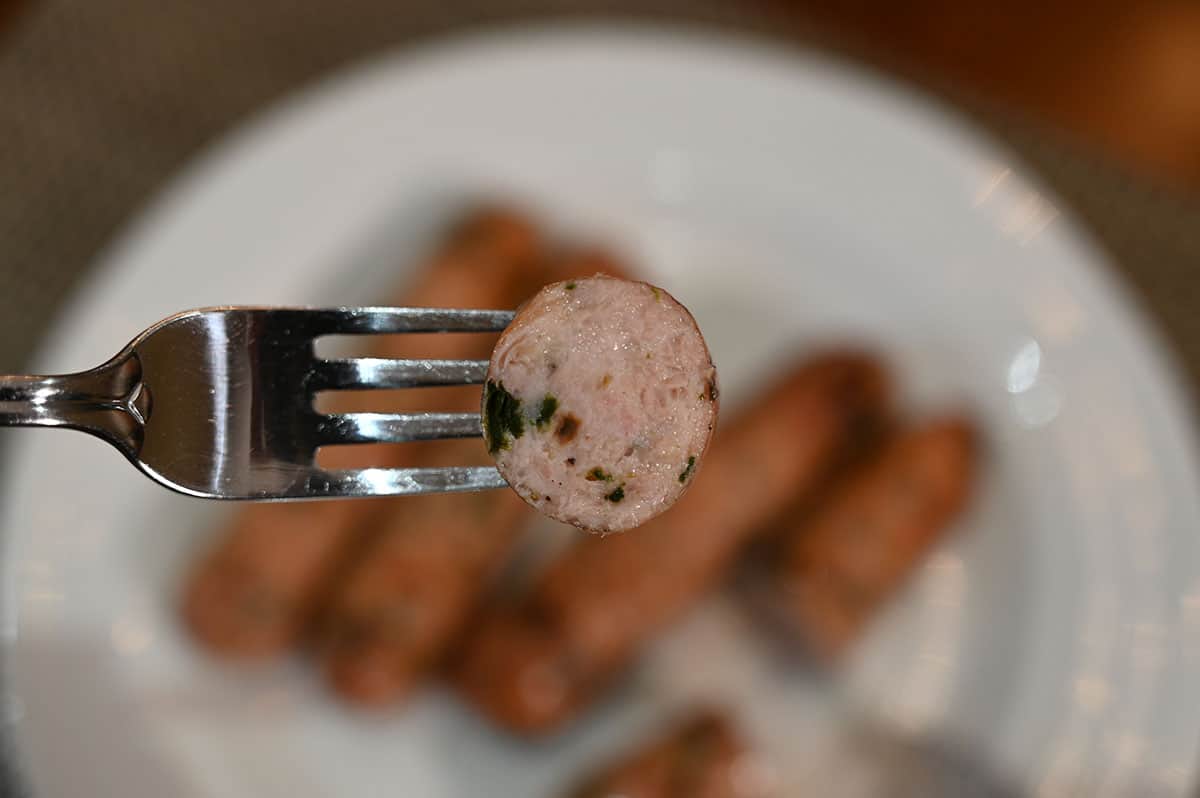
(0, 307, 515, 500)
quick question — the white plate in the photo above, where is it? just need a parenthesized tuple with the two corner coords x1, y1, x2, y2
(4, 24, 1199, 798)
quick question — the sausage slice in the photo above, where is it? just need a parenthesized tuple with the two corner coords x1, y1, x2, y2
(485, 275, 718, 533)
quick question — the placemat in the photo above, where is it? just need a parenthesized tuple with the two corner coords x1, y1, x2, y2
(0, 1, 1197, 795)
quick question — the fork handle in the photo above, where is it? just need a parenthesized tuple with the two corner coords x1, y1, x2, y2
(0, 356, 146, 455)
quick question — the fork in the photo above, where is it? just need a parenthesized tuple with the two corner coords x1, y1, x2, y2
(0, 307, 515, 500)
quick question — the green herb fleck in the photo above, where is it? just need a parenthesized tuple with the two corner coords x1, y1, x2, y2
(586, 467, 613, 482)
(605, 485, 625, 503)
(565, 281, 577, 290)
(650, 286, 662, 302)
(679, 455, 697, 483)
(483, 380, 524, 454)
(535, 394, 558, 430)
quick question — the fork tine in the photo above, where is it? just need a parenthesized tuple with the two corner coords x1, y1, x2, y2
(303, 307, 515, 336)
(310, 358, 489, 391)
(304, 466, 508, 498)
(317, 412, 482, 445)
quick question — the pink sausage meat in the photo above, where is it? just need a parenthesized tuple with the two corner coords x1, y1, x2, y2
(484, 275, 718, 532)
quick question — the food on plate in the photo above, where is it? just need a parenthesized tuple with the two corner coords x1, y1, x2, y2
(564, 710, 769, 798)
(318, 251, 632, 706)
(180, 207, 544, 657)
(177, 204, 983, 787)
(485, 274, 718, 533)
(768, 417, 978, 657)
(453, 353, 891, 733)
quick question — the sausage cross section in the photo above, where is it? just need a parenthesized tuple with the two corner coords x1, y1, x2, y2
(485, 275, 718, 533)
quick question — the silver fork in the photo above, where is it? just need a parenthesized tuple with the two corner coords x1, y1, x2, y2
(0, 307, 515, 500)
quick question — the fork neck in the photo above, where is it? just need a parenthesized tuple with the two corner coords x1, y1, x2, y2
(0, 355, 147, 457)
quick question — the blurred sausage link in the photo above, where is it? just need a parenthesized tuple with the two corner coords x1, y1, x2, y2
(453, 352, 891, 733)
(771, 417, 978, 658)
(180, 207, 543, 658)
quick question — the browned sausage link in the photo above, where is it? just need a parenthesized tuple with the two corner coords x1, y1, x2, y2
(566, 711, 762, 798)
(318, 249, 633, 706)
(180, 208, 543, 658)
(773, 418, 977, 658)
(453, 353, 891, 733)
